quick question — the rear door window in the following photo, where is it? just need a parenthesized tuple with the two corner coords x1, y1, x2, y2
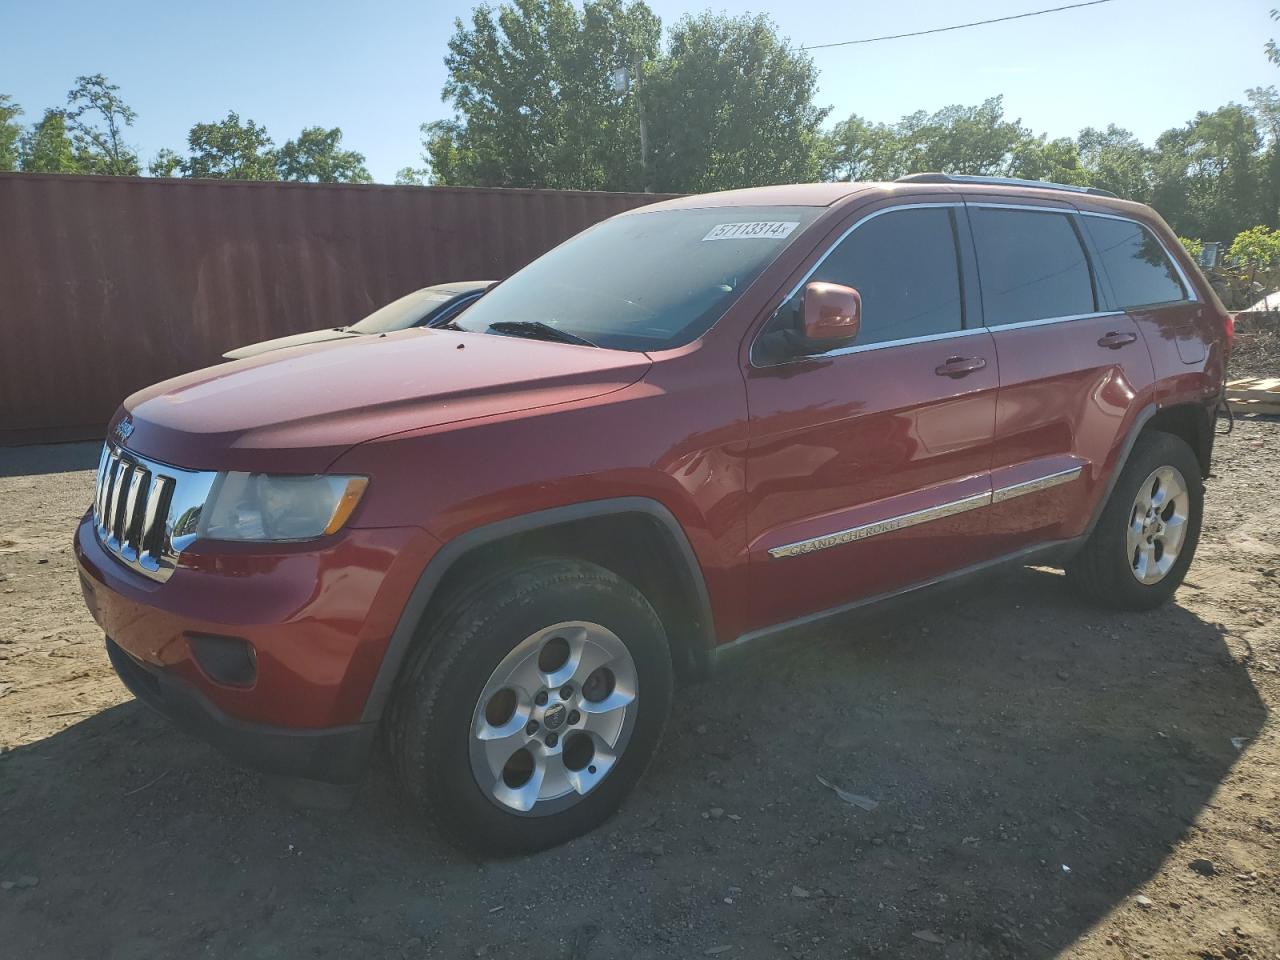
(1082, 215, 1187, 308)
(969, 207, 1096, 326)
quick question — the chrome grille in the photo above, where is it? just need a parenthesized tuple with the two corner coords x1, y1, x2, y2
(91, 444, 218, 582)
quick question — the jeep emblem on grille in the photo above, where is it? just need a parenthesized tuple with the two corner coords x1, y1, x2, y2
(114, 419, 134, 442)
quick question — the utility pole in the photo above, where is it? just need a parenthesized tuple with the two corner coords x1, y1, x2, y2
(633, 57, 652, 193)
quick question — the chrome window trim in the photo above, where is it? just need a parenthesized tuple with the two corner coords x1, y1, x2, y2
(749, 201, 967, 368)
(982, 310, 1125, 333)
(768, 465, 1084, 559)
(805, 324, 989, 360)
(1075, 209, 1201, 305)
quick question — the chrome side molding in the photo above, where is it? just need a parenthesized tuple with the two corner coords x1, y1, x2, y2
(768, 466, 1083, 559)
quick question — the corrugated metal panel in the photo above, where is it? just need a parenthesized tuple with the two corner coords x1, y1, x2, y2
(0, 173, 674, 444)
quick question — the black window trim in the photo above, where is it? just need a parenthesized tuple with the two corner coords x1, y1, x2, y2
(1075, 209, 1200, 312)
(749, 201, 984, 368)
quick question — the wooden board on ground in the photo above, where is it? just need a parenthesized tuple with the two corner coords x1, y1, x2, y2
(1226, 377, 1280, 415)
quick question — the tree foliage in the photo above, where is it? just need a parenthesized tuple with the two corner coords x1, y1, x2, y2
(19, 109, 81, 173)
(0, 95, 22, 172)
(277, 126, 372, 182)
(65, 74, 139, 175)
(642, 13, 827, 192)
(425, 0, 660, 190)
(424, 3, 822, 192)
(180, 112, 278, 180)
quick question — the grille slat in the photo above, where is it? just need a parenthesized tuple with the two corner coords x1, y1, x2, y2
(90, 443, 215, 583)
(120, 468, 148, 559)
(107, 461, 129, 542)
(139, 474, 171, 562)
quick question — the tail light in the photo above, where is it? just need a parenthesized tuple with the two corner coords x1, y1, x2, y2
(1223, 312, 1236, 356)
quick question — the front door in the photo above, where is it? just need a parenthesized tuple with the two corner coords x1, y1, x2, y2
(743, 204, 1000, 632)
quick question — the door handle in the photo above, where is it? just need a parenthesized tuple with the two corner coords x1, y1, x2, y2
(935, 356, 987, 378)
(1097, 331, 1137, 349)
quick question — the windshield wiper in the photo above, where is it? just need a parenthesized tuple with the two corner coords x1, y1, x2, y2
(486, 320, 598, 348)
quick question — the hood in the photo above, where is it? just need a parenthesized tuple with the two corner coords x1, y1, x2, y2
(116, 329, 652, 473)
(222, 327, 362, 360)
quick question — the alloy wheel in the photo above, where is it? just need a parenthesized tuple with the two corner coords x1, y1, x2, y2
(1126, 464, 1190, 585)
(468, 621, 638, 816)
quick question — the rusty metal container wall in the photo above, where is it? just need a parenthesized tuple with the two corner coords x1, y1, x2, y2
(0, 173, 673, 445)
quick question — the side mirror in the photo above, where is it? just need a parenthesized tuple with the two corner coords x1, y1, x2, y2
(802, 281, 861, 345)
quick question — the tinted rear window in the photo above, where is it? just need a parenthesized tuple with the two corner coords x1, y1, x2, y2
(970, 208, 1095, 326)
(1083, 216, 1187, 308)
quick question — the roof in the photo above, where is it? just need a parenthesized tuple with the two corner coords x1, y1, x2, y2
(631, 178, 1158, 225)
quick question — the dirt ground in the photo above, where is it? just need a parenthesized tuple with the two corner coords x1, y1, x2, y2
(1, 418, 1278, 960)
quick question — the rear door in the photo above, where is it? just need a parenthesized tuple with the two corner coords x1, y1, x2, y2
(742, 202, 1000, 632)
(1077, 212, 1209, 392)
(968, 200, 1156, 553)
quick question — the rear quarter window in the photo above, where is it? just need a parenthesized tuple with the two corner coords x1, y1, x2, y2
(1082, 215, 1187, 308)
(969, 207, 1096, 326)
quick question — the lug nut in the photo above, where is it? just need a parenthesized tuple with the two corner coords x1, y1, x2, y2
(526, 720, 539, 735)
(567, 709, 580, 725)
(545, 733, 559, 748)
(535, 691, 548, 706)
(559, 685, 574, 699)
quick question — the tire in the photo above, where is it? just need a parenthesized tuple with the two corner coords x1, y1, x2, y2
(389, 557, 673, 855)
(1066, 430, 1204, 610)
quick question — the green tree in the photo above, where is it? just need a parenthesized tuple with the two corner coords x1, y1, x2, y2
(822, 114, 895, 181)
(430, 0, 660, 189)
(1150, 104, 1262, 242)
(0, 95, 22, 171)
(148, 148, 182, 177)
(1178, 236, 1205, 261)
(181, 112, 278, 180)
(277, 126, 372, 182)
(644, 12, 828, 192)
(1010, 135, 1088, 186)
(19, 109, 82, 173)
(65, 74, 139, 175)
(894, 97, 1032, 177)
(1075, 125, 1150, 200)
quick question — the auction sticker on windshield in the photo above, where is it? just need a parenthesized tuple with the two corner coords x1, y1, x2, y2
(701, 221, 800, 242)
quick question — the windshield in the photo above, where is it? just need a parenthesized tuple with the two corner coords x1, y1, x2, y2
(452, 206, 821, 351)
(348, 287, 459, 334)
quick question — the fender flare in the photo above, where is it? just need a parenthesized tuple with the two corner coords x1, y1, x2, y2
(1081, 403, 1157, 541)
(359, 496, 716, 723)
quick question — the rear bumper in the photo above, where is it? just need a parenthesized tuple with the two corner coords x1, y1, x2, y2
(106, 635, 375, 783)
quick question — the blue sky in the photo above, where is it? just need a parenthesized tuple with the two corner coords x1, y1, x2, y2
(3, 0, 1277, 183)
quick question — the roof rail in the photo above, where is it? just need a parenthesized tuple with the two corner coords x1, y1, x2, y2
(895, 172, 1118, 199)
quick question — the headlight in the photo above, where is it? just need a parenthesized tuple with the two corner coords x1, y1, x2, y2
(198, 473, 368, 542)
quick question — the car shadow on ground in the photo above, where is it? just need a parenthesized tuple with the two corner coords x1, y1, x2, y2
(0, 441, 101, 479)
(0, 566, 1265, 959)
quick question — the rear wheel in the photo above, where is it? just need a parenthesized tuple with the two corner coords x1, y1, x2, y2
(390, 558, 673, 854)
(1066, 431, 1203, 610)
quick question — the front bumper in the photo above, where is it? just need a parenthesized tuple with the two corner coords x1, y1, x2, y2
(75, 513, 440, 782)
(105, 635, 375, 783)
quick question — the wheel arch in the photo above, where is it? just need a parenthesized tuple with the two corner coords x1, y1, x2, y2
(1082, 399, 1214, 542)
(1144, 401, 1214, 478)
(361, 498, 717, 723)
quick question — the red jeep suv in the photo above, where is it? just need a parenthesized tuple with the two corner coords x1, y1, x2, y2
(75, 174, 1230, 853)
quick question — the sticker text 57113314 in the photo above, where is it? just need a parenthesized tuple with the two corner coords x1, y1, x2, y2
(701, 221, 800, 242)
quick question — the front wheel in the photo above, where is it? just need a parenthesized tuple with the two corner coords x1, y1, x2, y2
(1066, 431, 1204, 610)
(389, 558, 673, 854)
